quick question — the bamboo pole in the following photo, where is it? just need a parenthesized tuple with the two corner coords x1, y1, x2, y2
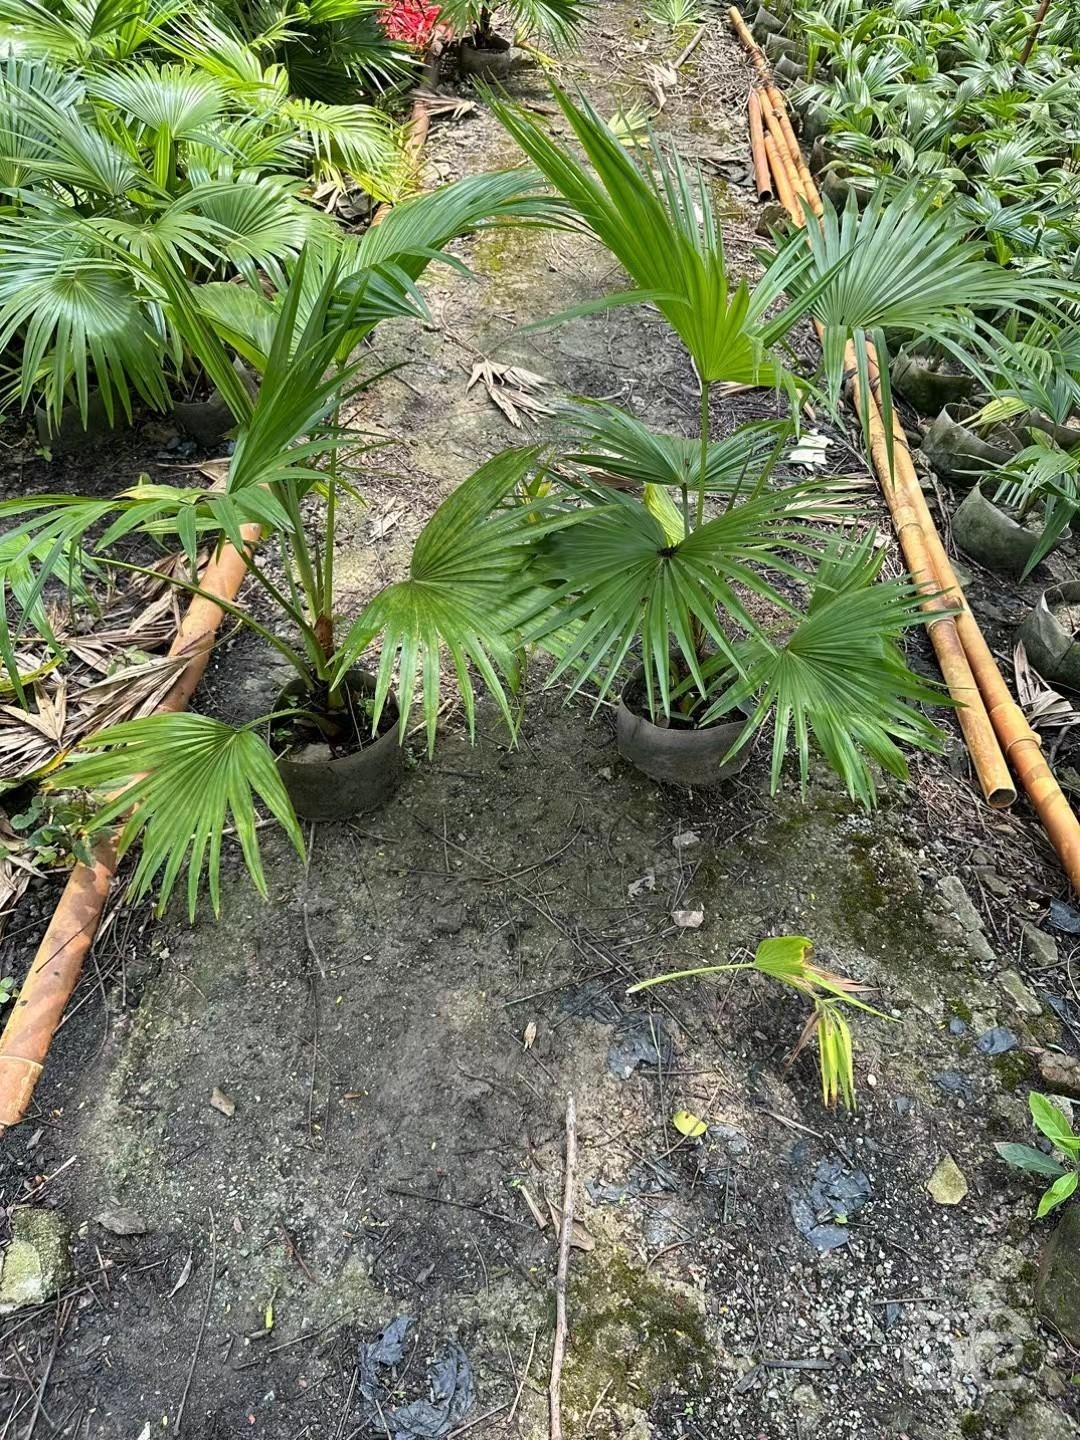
(734, 22, 1017, 810)
(727, 4, 771, 80)
(863, 349, 1080, 882)
(845, 362, 1017, 809)
(747, 91, 774, 202)
(758, 86, 808, 202)
(0, 526, 261, 1132)
(763, 132, 798, 215)
(764, 85, 822, 214)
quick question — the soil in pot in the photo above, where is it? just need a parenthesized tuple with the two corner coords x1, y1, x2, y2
(951, 485, 1044, 579)
(1017, 582, 1080, 693)
(271, 668, 404, 822)
(616, 670, 753, 789)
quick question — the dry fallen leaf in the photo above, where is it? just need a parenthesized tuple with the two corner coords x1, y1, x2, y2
(926, 1154, 968, 1206)
(467, 361, 554, 429)
(210, 1087, 236, 1118)
(547, 1200, 595, 1252)
(167, 1250, 193, 1299)
(628, 870, 656, 898)
(522, 1021, 537, 1050)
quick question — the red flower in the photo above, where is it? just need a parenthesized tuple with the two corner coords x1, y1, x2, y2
(380, 0, 442, 47)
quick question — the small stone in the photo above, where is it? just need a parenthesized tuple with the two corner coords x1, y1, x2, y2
(672, 908, 704, 929)
(926, 1154, 968, 1205)
(976, 1026, 1019, 1056)
(1006, 1403, 1077, 1440)
(0, 1208, 71, 1313)
(96, 1207, 150, 1236)
(672, 830, 700, 850)
(999, 968, 1042, 1017)
(984, 873, 1011, 898)
(1036, 1050, 1080, 1099)
(948, 1016, 968, 1036)
(1036, 1203, 1080, 1346)
(970, 848, 992, 867)
(934, 875, 984, 933)
(1021, 923, 1058, 969)
(432, 904, 465, 936)
(210, 1087, 236, 1118)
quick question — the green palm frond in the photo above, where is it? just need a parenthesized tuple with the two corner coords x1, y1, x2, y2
(55, 713, 304, 918)
(439, 0, 593, 46)
(705, 536, 944, 807)
(277, 95, 399, 185)
(336, 447, 553, 753)
(88, 60, 227, 138)
(0, 0, 182, 63)
(0, 218, 171, 426)
(491, 84, 813, 388)
(562, 399, 791, 493)
(525, 474, 837, 715)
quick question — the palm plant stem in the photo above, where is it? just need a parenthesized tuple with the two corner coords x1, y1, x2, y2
(89, 553, 315, 681)
(694, 380, 710, 531)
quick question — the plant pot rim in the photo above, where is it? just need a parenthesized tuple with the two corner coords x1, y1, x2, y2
(271, 666, 404, 822)
(616, 666, 755, 788)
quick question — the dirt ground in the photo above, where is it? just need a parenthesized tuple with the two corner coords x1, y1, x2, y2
(3, 8, 1080, 1440)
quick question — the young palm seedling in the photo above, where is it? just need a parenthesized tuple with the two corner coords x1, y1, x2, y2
(630, 934, 887, 1109)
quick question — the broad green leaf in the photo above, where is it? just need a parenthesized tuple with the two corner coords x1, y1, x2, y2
(994, 1143, 1067, 1179)
(1036, 1170, 1078, 1219)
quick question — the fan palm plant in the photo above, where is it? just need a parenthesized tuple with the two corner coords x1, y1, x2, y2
(0, 2, 412, 428)
(437, 0, 592, 49)
(0, 168, 561, 916)
(488, 86, 945, 804)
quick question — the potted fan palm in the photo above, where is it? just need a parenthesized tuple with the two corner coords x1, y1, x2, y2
(0, 170, 556, 916)
(439, 0, 592, 76)
(489, 86, 1033, 802)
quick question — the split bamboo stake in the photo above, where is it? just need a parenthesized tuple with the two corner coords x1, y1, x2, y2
(0, 526, 261, 1132)
(747, 91, 773, 203)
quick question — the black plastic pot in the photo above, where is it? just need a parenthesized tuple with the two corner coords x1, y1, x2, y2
(1017, 583, 1080, 692)
(921, 408, 1017, 487)
(774, 55, 807, 83)
(273, 669, 404, 821)
(616, 671, 753, 788)
(892, 354, 978, 416)
(951, 486, 1043, 579)
(751, 6, 787, 38)
(458, 34, 513, 79)
(764, 31, 806, 64)
(35, 391, 113, 454)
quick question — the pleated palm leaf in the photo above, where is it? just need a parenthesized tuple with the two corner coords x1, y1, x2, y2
(438, 0, 593, 47)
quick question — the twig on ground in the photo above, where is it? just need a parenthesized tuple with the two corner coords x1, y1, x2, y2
(24, 1309, 60, 1440)
(674, 22, 709, 72)
(508, 1327, 538, 1425)
(549, 1095, 577, 1440)
(174, 1210, 216, 1434)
